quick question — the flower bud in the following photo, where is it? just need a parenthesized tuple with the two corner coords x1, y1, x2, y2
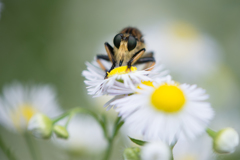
(28, 113, 53, 139)
(213, 127, 239, 154)
(123, 147, 141, 160)
(141, 141, 171, 160)
(53, 125, 69, 139)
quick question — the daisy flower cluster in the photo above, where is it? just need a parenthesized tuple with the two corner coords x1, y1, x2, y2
(82, 43, 239, 159)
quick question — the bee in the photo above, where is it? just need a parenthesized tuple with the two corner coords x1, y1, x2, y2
(96, 27, 155, 78)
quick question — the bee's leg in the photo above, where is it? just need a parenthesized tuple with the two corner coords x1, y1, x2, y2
(143, 51, 154, 58)
(104, 42, 114, 63)
(104, 42, 117, 78)
(127, 48, 146, 71)
(96, 55, 110, 71)
(135, 57, 156, 71)
(105, 62, 116, 79)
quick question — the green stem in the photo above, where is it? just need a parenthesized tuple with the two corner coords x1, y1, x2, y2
(24, 133, 40, 160)
(52, 107, 101, 126)
(52, 107, 119, 160)
(65, 113, 74, 128)
(0, 135, 17, 160)
(206, 128, 217, 138)
(103, 117, 123, 160)
(170, 141, 177, 160)
(103, 138, 114, 160)
(52, 107, 109, 138)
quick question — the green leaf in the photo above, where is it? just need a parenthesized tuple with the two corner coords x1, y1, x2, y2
(129, 137, 147, 146)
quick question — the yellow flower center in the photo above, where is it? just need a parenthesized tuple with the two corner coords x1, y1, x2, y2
(20, 105, 36, 121)
(151, 84, 185, 113)
(107, 66, 137, 77)
(171, 22, 198, 39)
(11, 104, 37, 129)
(137, 81, 154, 89)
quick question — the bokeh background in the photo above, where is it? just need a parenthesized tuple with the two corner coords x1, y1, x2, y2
(0, 0, 240, 160)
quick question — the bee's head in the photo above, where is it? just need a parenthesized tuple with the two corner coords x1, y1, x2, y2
(113, 33, 137, 52)
(113, 33, 138, 66)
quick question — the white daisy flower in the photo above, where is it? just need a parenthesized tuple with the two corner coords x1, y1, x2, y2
(82, 60, 167, 97)
(0, 82, 61, 133)
(144, 21, 222, 81)
(52, 115, 107, 156)
(111, 76, 214, 145)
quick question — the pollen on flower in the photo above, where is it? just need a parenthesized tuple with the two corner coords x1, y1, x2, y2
(10, 104, 37, 129)
(20, 104, 36, 121)
(107, 66, 137, 77)
(151, 84, 185, 113)
(137, 81, 154, 89)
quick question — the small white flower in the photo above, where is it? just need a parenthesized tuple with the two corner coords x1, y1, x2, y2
(28, 113, 53, 139)
(82, 60, 167, 97)
(111, 76, 214, 145)
(213, 128, 239, 154)
(141, 141, 171, 160)
(52, 115, 107, 155)
(0, 82, 61, 133)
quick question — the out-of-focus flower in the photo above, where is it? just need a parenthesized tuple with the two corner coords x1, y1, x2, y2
(111, 76, 214, 145)
(213, 128, 239, 154)
(53, 115, 107, 156)
(141, 141, 171, 160)
(28, 113, 53, 139)
(123, 147, 141, 160)
(173, 134, 216, 160)
(82, 61, 167, 97)
(88, 95, 118, 119)
(144, 21, 222, 81)
(0, 82, 61, 133)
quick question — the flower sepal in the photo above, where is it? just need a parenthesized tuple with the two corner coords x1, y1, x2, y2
(28, 113, 53, 139)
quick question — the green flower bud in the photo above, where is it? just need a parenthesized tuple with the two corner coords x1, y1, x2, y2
(28, 113, 53, 139)
(123, 147, 141, 160)
(213, 128, 239, 154)
(53, 125, 69, 139)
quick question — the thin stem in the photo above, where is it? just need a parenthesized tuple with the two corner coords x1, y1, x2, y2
(103, 117, 123, 160)
(52, 107, 94, 124)
(103, 138, 114, 160)
(65, 113, 74, 128)
(206, 128, 217, 138)
(24, 133, 40, 160)
(170, 141, 177, 160)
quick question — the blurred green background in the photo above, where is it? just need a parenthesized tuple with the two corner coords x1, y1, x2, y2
(0, 0, 240, 160)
